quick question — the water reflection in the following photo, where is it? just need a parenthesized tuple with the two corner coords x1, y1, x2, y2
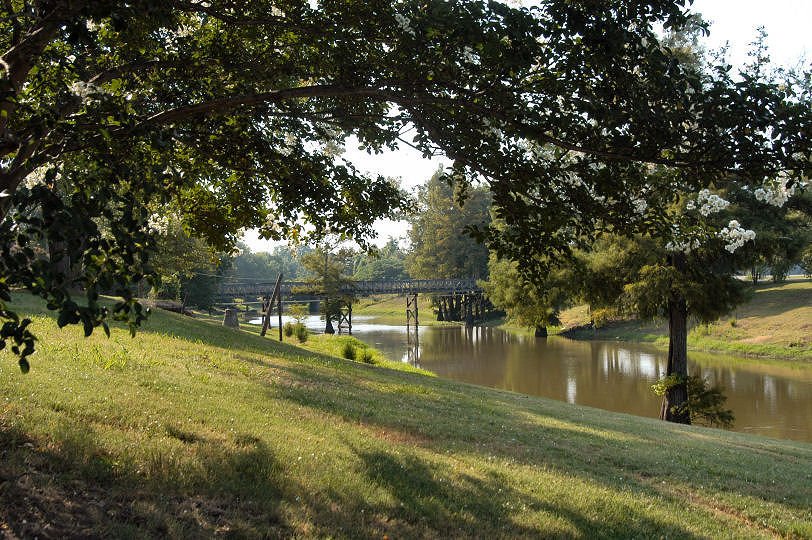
(349, 325, 812, 443)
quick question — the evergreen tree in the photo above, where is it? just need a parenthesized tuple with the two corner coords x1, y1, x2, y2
(406, 168, 491, 279)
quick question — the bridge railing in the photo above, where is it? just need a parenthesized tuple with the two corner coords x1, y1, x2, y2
(216, 278, 481, 299)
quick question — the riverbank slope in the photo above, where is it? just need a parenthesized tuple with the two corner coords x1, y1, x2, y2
(559, 279, 812, 360)
(1, 293, 810, 537)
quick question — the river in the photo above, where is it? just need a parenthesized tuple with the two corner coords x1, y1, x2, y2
(262, 315, 812, 443)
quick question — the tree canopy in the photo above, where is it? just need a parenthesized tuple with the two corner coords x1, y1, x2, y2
(1, 0, 810, 369)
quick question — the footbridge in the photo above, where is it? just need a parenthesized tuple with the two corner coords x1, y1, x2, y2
(217, 278, 481, 301)
(215, 277, 490, 338)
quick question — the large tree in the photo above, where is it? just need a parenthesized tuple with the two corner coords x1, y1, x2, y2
(299, 245, 356, 334)
(1, 0, 810, 380)
(406, 167, 491, 279)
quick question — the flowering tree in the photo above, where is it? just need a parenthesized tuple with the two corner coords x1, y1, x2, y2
(1, 0, 810, 375)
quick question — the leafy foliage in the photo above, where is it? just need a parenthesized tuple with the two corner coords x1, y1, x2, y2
(407, 168, 491, 279)
(353, 238, 409, 281)
(482, 253, 569, 332)
(299, 246, 356, 332)
(1, 1, 810, 369)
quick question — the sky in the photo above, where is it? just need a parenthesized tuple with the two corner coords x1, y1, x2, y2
(244, 1, 811, 253)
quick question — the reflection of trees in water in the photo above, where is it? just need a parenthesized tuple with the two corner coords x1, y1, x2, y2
(694, 365, 812, 436)
(359, 325, 812, 441)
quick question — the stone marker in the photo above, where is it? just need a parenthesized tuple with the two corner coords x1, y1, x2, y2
(223, 308, 239, 329)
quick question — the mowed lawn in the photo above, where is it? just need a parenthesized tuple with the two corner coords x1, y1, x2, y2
(1, 294, 811, 538)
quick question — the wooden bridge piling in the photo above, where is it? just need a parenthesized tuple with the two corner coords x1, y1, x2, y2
(338, 302, 352, 335)
(406, 294, 419, 328)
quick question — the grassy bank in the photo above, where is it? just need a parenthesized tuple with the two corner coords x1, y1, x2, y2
(1, 293, 811, 538)
(558, 279, 812, 361)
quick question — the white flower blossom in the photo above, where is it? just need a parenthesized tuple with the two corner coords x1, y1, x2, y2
(631, 197, 647, 215)
(665, 238, 702, 254)
(394, 13, 416, 37)
(85, 20, 99, 31)
(461, 46, 479, 64)
(753, 174, 802, 207)
(690, 189, 730, 216)
(68, 80, 109, 103)
(719, 220, 756, 253)
(146, 214, 170, 235)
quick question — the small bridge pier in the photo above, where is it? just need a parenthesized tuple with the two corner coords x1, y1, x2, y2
(337, 301, 352, 335)
(435, 291, 488, 327)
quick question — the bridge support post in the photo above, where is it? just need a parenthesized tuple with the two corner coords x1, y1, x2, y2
(338, 302, 352, 335)
(406, 294, 419, 329)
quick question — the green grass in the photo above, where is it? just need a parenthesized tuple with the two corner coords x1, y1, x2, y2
(1, 292, 811, 537)
(558, 279, 812, 361)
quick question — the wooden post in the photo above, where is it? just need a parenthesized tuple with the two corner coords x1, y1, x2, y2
(277, 283, 283, 341)
(261, 273, 283, 337)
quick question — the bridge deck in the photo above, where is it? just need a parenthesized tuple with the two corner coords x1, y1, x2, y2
(217, 278, 481, 300)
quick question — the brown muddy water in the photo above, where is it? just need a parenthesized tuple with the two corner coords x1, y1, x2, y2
(352, 320, 812, 443)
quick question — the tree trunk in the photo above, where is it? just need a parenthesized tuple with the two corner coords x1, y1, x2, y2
(534, 326, 547, 337)
(324, 314, 335, 334)
(660, 293, 690, 424)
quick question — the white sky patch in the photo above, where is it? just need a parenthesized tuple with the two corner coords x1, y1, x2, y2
(691, 0, 810, 68)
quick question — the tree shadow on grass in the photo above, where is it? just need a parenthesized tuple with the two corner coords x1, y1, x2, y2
(740, 280, 812, 318)
(271, 361, 812, 526)
(295, 444, 705, 539)
(0, 419, 290, 538)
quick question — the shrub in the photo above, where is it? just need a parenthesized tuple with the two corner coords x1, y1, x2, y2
(341, 342, 356, 360)
(287, 303, 310, 324)
(283, 322, 295, 337)
(652, 374, 734, 428)
(294, 323, 308, 343)
(361, 349, 375, 364)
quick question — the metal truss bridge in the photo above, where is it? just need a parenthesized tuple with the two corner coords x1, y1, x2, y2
(216, 278, 482, 301)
